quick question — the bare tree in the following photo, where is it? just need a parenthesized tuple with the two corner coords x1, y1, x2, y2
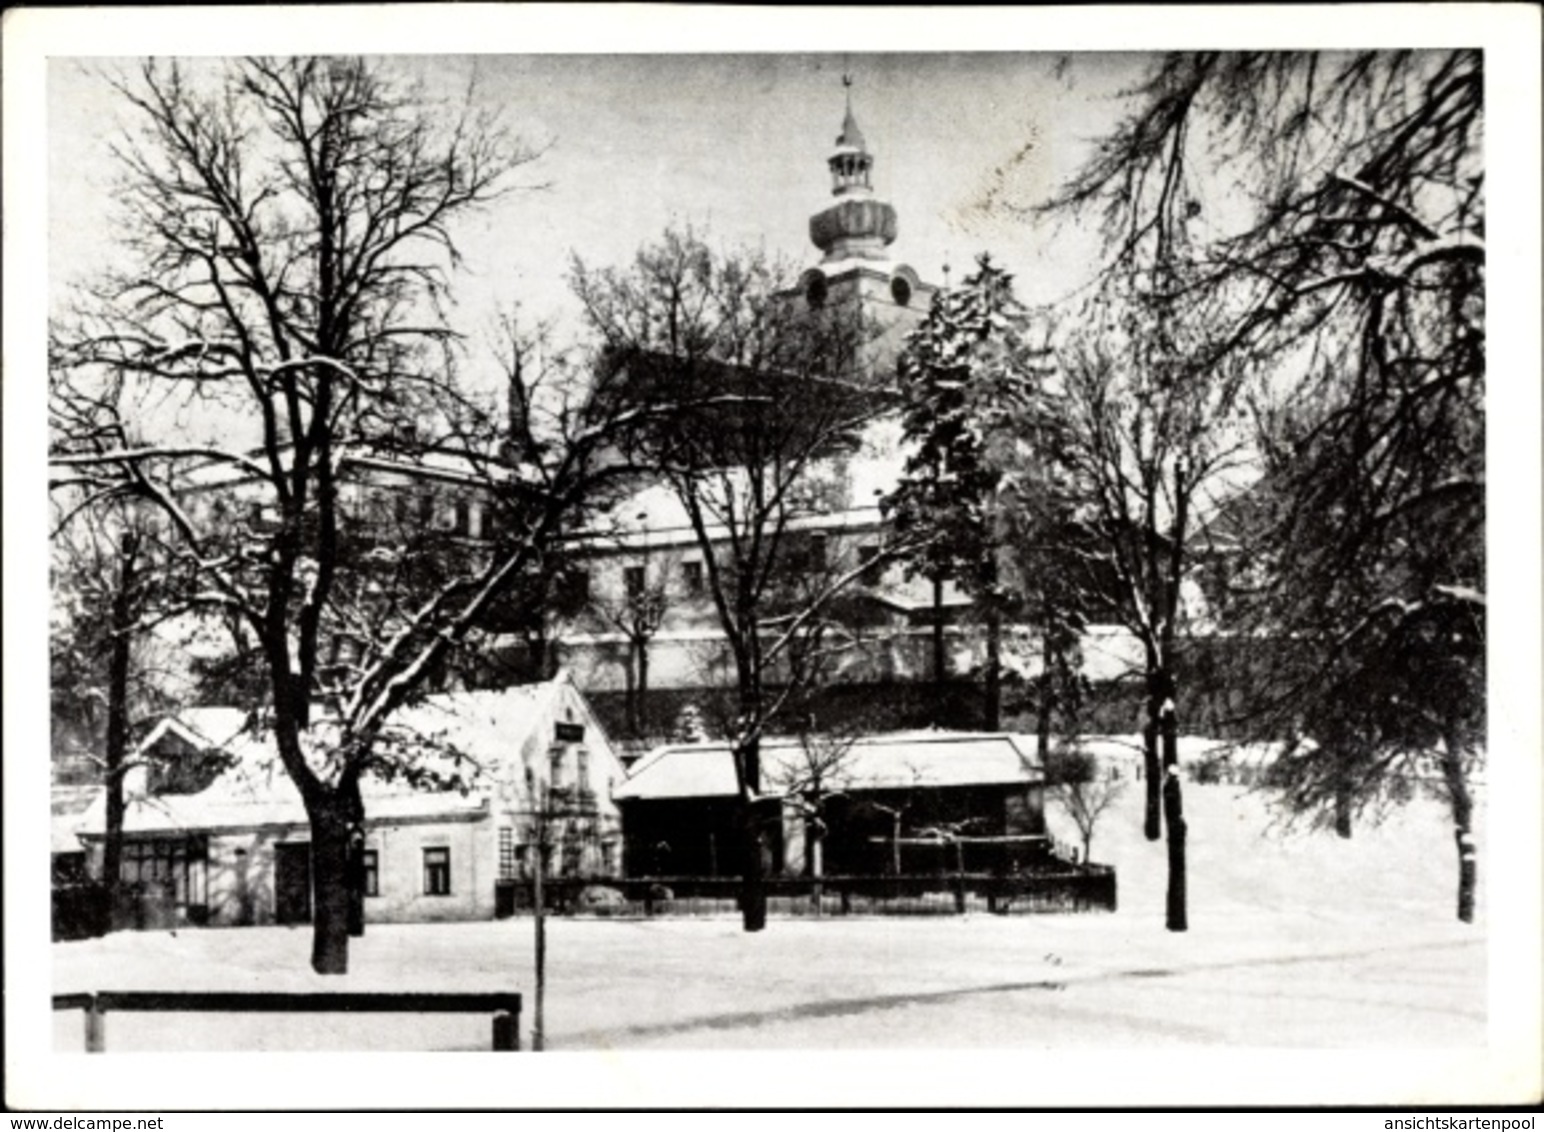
(1048, 311, 1253, 933)
(1043, 50, 1484, 922)
(1044, 744, 1125, 865)
(570, 227, 908, 931)
(49, 493, 189, 923)
(583, 545, 675, 741)
(768, 718, 862, 914)
(48, 58, 683, 972)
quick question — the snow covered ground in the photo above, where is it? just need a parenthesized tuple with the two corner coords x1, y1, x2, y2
(52, 781, 1488, 1055)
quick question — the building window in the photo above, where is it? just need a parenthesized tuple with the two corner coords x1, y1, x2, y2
(499, 828, 516, 881)
(623, 564, 646, 600)
(423, 847, 451, 896)
(362, 850, 379, 897)
(859, 543, 884, 586)
(810, 532, 828, 571)
(120, 837, 208, 909)
(453, 498, 472, 536)
(561, 833, 583, 876)
(682, 560, 704, 594)
(558, 569, 590, 611)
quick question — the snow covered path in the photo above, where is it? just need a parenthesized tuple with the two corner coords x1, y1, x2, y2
(52, 784, 1488, 1052)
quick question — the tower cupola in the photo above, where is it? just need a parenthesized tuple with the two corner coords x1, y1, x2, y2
(809, 77, 897, 263)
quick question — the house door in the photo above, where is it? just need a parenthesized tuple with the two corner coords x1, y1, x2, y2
(274, 842, 312, 924)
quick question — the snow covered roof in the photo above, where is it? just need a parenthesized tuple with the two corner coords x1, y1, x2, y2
(577, 417, 909, 550)
(76, 674, 617, 840)
(52, 785, 103, 854)
(79, 787, 491, 840)
(615, 730, 1044, 802)
(137, 707, 255, 756)
(1076, 735, 1242, 766)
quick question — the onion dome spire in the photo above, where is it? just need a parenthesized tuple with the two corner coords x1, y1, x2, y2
(810, 75, 897, 262)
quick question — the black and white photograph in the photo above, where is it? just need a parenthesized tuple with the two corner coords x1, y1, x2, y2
(6, 3, 1540, 1112)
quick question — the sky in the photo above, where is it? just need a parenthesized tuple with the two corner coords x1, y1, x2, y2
(46, 50, 1142, 367)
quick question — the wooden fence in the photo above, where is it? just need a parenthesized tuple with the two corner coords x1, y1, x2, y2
(53, 990, 523, 1053)
(497, 866, 1116, 918)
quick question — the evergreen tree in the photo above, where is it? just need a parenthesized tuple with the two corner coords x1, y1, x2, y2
(883, 255, 1044, 731)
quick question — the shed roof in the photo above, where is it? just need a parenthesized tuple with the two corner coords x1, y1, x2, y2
(615, 730, 1044, 802)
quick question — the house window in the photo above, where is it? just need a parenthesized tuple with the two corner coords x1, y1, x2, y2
(859, 543, 884, 586)
(120, 837, 207, 909)
(362, 850, 379, 897)
(682, 561, 704, 594)
(423, 847, 451, 896)
(623, 564, 646, 600)
(558, 569, 590, 611)
(453, 498, 472, 536)
(809, 532, 828, 571)
(499, 827, 516, 880)
(561, 833, 583, 876)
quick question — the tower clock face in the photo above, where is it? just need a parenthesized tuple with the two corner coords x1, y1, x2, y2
(890, 276, 912, 307)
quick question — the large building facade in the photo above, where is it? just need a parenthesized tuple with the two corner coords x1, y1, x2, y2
(527, 83, 999, 714)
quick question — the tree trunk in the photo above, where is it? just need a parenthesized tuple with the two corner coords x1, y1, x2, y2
(1036, 642, 1054, 764)
(741, 804, 768, 933)
(344, 777, 366, 938)
(103, 535, 138, 929)
(623, 641, 638, 739)
(637, 639, 651, 740)
(1333, 783, 1354, 840)
(1160, 691, 1188, 932)
(308, 800, 352, 975)
(1141, 713, 1162, 842)
(1439, 735, 1476, 924)
(984, 601, 1002, 731)
(533, 819, 546, 1051)
(103, 603, 132, 928)
(932, 575, 947, 706)
(531, 620, 550, 682)
(737, 728, 768, 933)
(810, 827, 824, 917)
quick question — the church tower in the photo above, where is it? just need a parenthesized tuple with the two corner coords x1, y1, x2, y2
(790, 76, 939, 372)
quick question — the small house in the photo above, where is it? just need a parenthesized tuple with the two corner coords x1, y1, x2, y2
(74, 673, 626, 928)
(614, 731, 1049, 879)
